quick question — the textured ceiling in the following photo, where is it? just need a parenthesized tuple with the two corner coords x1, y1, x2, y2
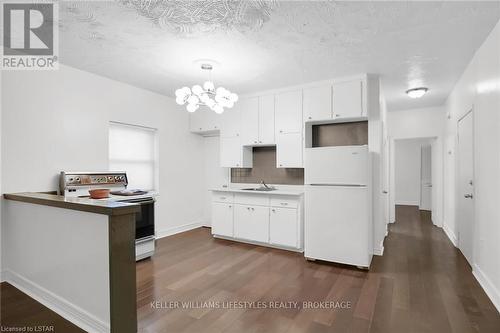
(58, 1, 500, 111)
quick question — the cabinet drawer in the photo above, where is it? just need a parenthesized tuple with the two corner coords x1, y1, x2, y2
(270, 196, 299, 208)
(212, 192, 234, 203)
(234, 193, 270, 206)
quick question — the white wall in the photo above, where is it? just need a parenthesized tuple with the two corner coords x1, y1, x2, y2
(444, 19, 500, 311)
(387, 106, 445, 225)
(202, 136, 230, 226)
(1, 65, 206, 239)
(394, 139, 424, 205)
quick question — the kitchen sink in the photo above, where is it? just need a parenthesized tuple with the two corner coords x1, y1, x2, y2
(241, 187, 276, 192)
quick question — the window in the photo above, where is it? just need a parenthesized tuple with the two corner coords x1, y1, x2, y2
(109, 122, 157, 191)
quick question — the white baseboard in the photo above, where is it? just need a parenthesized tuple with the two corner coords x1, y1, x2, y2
(473, 264, 500, 313)
(3, 270, 109, 333)
(373, 245, 384, 256)
(156, 221, 205, 239)
(443, 223, 458, 247)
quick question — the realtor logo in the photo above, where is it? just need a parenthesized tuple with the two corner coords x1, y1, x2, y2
(2, 1, 58, 70)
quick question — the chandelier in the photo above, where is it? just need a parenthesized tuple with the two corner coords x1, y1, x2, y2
(175, 64, 238, 114)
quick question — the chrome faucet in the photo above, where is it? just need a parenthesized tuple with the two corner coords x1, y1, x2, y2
(260, 180, 270, 189)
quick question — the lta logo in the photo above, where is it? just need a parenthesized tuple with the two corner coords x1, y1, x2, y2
(2, 2, 58, 70)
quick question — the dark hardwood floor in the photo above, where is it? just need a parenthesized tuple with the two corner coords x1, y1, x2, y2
(0, 282, 85, 332)
(2, 205, 499, 332)
(137, 205, 500, 333)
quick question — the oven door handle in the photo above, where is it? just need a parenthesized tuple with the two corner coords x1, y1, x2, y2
(124, 199, 155, 205)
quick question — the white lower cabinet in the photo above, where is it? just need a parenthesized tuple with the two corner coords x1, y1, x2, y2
(234, 205, 269, 243)
(211, 191, 303, 251)
(269, 207, 297, 248)
(211, 202, 234, 237)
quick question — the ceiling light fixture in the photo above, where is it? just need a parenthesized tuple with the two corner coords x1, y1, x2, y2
(406, 87, 428, 99)
(175, 64, 238, 114)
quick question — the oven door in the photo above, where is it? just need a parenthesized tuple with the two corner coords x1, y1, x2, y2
(122, 198, 155, 240)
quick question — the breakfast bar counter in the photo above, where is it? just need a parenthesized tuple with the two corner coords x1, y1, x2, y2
(3, 192, 140, 333)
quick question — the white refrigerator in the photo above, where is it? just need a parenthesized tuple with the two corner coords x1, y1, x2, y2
(304, 145, 372, 268)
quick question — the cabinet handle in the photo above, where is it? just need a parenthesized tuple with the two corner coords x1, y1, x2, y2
(252, 207, 255, 211)
(229, 205, 232, 208)
(272, 209, 275, 212)
(308, 116, 312, 120)
(280, 202, 288, 206)
(220, 197, 226, 200)
(279, 130, 283, 133)
(199, 127, 202, 130)
(247, 207, 250, 210)
(335, 114, 340, 118)
(279, 164, 283, 167)
(259, 141, 262, 143)
(254, 141, 257, 143)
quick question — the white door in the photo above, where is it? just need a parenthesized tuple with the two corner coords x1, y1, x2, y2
(420, 145, 432, 211)
(220, 136, 241, 167)
(332, 79, 364, 119)
(234, 205, 269, 243)
(240, 97, 259, 145)
(269, 207, 297, 248)
(276, 132, 303, 168)
(303, 85, 332, 122)
(258, 95, 275, 144)
(212, 203, 233, 237)
(457, 111, 474, 265)
(275, 90, 303, 133)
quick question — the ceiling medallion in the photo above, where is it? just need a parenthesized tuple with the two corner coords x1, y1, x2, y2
(120, 0, 279, 34)
(175, 63, 238, 114)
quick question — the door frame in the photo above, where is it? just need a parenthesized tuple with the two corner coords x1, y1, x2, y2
(419, 144, 432, 211)
(456, 108, 475, 265)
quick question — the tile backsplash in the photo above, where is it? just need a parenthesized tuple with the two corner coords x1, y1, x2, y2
(231, 147, 304, 185)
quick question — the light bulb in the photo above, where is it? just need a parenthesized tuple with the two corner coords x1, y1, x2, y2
(199, 93, 210, 103)
(176, 96, 186, 105)
(186, 103, 199, 113)
(187, 95, 199, 105)
(206, 99, 216, 109)
(216, 87, 226, 95)
(203, 81, 215, 91)
(192, 85, 203, 96)
(213, 104, 224, 114)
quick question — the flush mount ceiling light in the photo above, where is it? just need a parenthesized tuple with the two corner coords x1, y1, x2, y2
(406, 87, 428, 98)
(175, 64, 238, 114)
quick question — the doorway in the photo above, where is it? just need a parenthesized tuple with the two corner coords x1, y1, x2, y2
(457, 110, 475, 265)
(392, 137, 442, 226)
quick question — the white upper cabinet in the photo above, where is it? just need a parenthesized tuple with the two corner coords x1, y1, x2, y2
(303, 85, 332, 122)
(332, 79, 365, 119)
(275, 90, 303, 133)
(258, 95, 275, 144)
(220, 104, 241, 137)
(189, 108, 220, 133)
(240, 97, 259, 145)
(276, 132, 303, 168)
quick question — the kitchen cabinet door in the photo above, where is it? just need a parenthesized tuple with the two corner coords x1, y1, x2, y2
(212, 202, 233, 237)
(270, 207, 297, 248)
(258, 95, 275, 144)
(332, 79, 364, 119)
(234, 205, 269, 243)
(303, 85, 332, 122)
(189, 108, 220, 133)
(240, 97, 259, 145)
(220, 104, 241, 137)
(276, 132, 303, 168)
(220, 136, 252, 168)
(220, 136, 241, 167)
(275, 90, 303, 133)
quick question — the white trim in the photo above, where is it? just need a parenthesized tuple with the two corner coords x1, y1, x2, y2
(395, 201, 419, 206)
(3, 270, 109, 333)
(373, 244, 384, 256)
(443, 223, 458, 247)
(473, 264, 500, 313)
(156, 221, 205, 239)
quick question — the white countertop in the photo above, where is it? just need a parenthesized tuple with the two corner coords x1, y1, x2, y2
(211, 187, 303, 196)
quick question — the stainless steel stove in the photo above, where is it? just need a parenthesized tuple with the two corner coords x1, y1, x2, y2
(60, 171, 155, 261)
